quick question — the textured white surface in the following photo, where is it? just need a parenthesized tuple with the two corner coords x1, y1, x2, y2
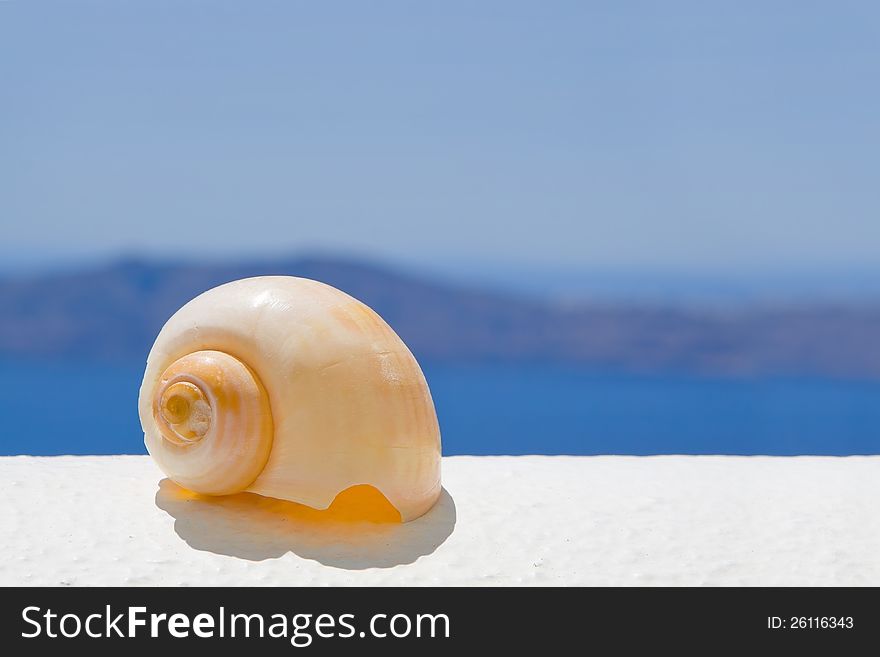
(1, 455, 878, 586)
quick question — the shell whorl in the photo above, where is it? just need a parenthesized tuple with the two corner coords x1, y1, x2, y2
(149, 350, 274, 496)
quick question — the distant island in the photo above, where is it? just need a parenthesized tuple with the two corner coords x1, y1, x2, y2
(1, 255, 879, 378)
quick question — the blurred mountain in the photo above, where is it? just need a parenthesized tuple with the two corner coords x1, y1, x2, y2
(1, 255, 879, 378)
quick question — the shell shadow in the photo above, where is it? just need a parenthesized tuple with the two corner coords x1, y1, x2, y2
(154, 479, 456, 569)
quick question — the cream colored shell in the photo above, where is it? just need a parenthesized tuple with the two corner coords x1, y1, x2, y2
(138, 276, 442, 521)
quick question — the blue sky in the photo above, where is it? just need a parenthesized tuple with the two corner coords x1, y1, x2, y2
(1, 1, 878, 279)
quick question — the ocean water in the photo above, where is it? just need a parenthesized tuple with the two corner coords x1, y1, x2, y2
(0, 360, 878, 456)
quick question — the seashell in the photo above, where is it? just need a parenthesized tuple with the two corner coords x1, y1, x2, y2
(138, 276, 442, 522)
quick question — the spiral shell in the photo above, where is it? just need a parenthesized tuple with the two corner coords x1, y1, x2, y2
(138, 276, 442, 522)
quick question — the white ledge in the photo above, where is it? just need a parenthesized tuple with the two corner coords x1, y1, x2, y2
(1, 455, 878, 586)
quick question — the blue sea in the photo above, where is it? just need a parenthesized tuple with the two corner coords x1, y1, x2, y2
(1, 360, 878, 456)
